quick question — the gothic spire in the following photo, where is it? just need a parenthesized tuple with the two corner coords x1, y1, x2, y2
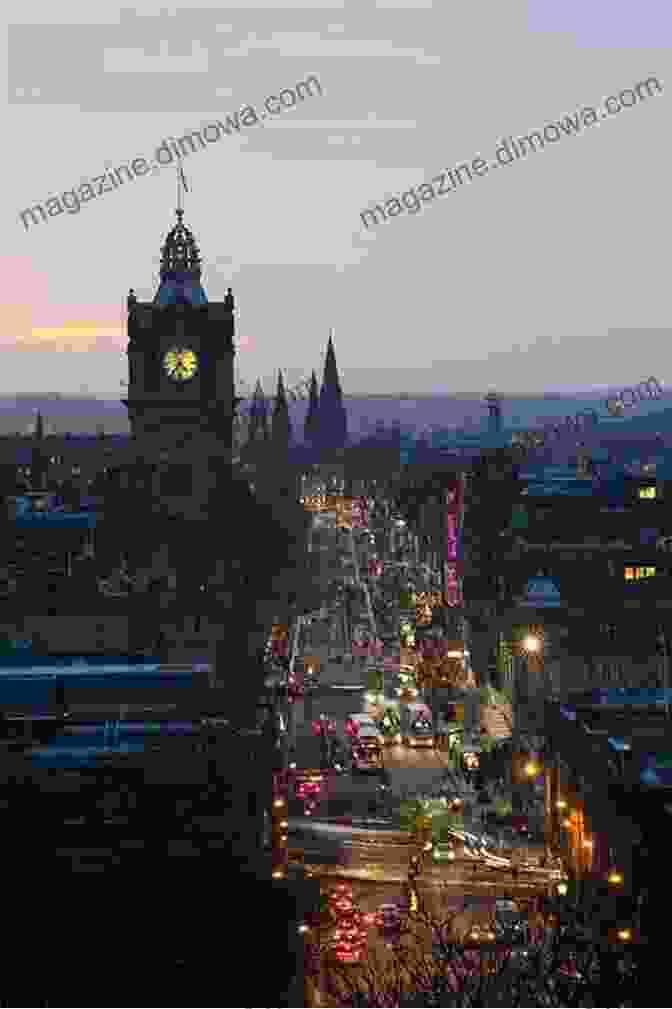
(317, 330, 347, 449)
(321, 329, 343, 400)
(31, 410, 47, 490)
(248, 379, 270, 442)
(304, 370, 320, 445)
(272, 370, 292, 448)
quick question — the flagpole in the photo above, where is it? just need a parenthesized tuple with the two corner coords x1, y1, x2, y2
(177, 163, 189, 212)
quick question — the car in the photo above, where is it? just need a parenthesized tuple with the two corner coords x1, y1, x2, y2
(344, 713, 381, 740)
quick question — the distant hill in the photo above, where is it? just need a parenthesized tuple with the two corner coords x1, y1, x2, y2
(2, 391, 671, 442)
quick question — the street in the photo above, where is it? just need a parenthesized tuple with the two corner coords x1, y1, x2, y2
(280, 505, 555, 887)
(275, 499, 572, 1008)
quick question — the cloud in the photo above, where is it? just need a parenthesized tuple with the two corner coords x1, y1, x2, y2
(0, 256, 126, 352)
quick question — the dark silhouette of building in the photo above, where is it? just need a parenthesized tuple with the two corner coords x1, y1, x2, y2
(272, 370, 292, 450)
(123, 207, 239, 464)
(30, 409, 48, 491)
(485, 391, 502, 435)
(316, 330, 347, 451)
(248, 379, 271, 444)
(303, 370, 320, 446)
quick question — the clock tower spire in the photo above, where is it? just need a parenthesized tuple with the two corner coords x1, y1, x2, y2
(122, 197, 239, 512)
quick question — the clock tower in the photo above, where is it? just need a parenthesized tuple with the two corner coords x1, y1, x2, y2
(122, 206, 242, 520)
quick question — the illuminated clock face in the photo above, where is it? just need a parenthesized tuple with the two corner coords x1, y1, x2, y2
(163, 347, 198, 382)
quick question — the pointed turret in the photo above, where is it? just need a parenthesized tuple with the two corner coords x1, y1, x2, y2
(272, 370, 292, 449)
(247, 379, 270, 442)
(31, 411, 47, 490)
(317, 330, 347, 450)
(304, 370, 320, 446)
(153, 207, 208, 307)
(484, 391, 502, 435)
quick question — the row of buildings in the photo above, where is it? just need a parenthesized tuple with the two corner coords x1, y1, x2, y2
(391, 439, 672, 701)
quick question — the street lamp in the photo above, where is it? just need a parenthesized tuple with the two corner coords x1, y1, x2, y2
(523, 635, 541, 653)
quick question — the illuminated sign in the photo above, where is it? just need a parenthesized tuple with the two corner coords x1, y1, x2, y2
(445, 480, 464, 606)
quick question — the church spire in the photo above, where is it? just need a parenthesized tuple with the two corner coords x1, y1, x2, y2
(248, 379, 270, 442)
(322, 329, 343, 399)
(304, 370, 320, 445)
(272, 370, 292, 448)
(317, 329, 347, 450)
(31, 410, 47, 490)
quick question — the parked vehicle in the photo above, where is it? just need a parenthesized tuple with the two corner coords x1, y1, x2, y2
(344, 713, 383, 744)
(400, 702, 434, 747)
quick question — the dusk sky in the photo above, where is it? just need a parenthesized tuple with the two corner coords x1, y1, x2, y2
(6, 1, 671, 399)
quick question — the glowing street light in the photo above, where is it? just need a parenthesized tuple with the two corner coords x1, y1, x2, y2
(524, 635, 541, 653)
(556, 799, 568, 810)
(608, 871, 624, 885)
(557, 881, 569, 896)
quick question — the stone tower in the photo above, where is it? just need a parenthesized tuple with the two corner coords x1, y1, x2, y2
(122, 206, 241, 521)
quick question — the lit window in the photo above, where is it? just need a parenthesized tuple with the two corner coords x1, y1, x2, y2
(639, 486, 656, 499)
(625, 566, 656, 581)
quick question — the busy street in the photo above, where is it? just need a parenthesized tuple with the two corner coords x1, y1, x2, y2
(260, 477, 645, 1007)
(265, 492, 559, 891)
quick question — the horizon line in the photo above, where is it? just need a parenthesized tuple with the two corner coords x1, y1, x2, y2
(3, 389, 668, 402)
